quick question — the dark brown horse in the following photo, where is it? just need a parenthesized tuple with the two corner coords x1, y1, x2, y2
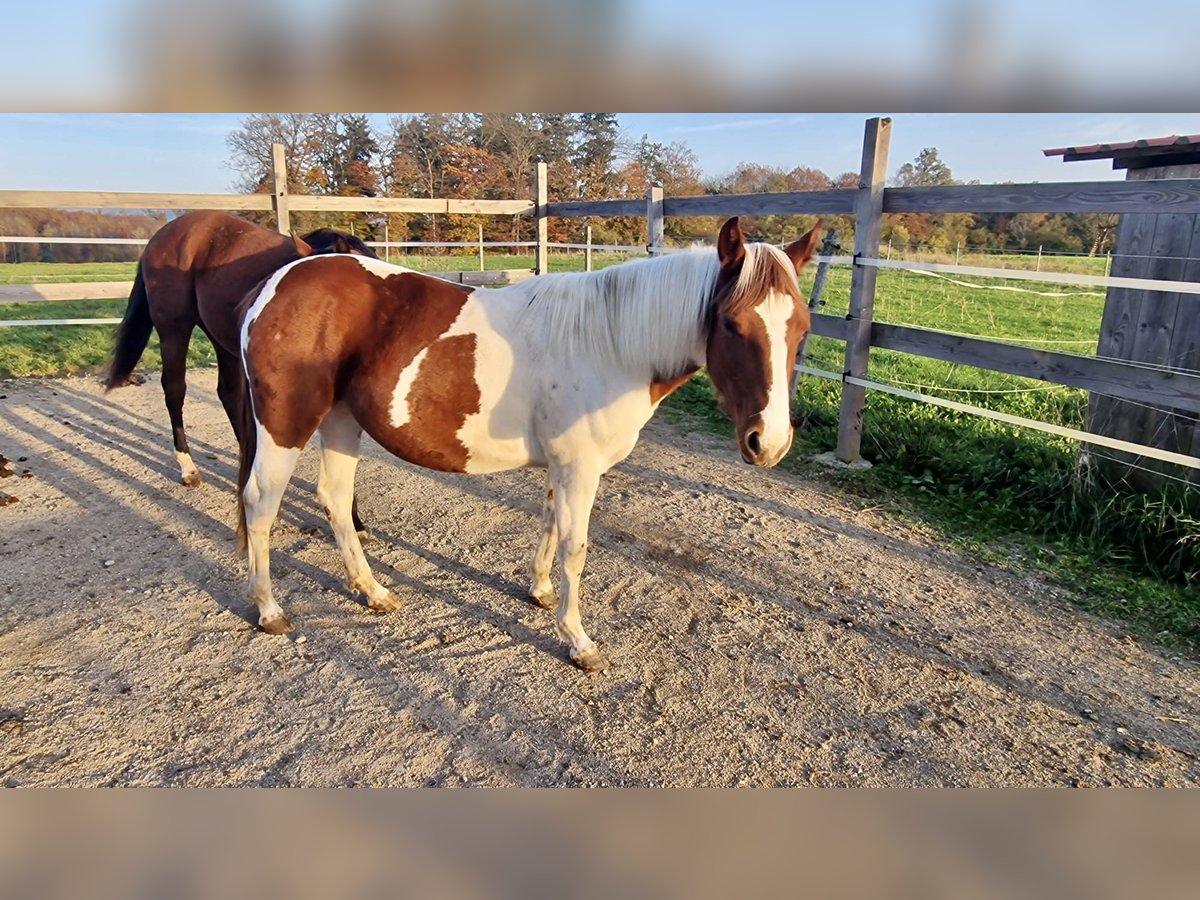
(105, 211, 375, 527)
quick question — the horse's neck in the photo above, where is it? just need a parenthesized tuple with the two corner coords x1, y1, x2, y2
(499, 256, 713, 384)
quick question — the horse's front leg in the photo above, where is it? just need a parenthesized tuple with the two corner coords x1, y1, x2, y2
(550, 463, 607, 672)
(529, 473, 557, 609)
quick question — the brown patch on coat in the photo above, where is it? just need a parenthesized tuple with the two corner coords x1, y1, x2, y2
(649, 365, 700, 405)
(373, 332, 481, 472)
(245, 258, 479, 472)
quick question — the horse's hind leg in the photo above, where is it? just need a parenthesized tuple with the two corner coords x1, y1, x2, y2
(214, 347, 244, 441)
(529, 473, 558, 609)
(159, 328, 201, 486)
(351, 495, 368, 537)
(316, 404, 399, 613)
(244, 429, 302, 634)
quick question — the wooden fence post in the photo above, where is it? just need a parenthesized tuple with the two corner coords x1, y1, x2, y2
(646, 185, 664, 255)
(836, 117, 892, 463)
(271, 143, 291, 235)
(585, 224, 593, 272)
(478, 224, 485, 271)
(793, 229, 839, 377)
(534, 161, 548, 275)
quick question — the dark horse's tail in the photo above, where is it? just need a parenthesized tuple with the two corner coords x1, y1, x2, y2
(105, 261, 152, 391)
(235, 369, 257, 557)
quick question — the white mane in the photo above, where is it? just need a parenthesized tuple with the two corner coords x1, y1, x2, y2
(516, 243, 791, 377)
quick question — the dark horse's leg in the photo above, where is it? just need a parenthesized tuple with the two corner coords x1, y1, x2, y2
(159, 328, 201, 487)
(213, 345, 244, 439)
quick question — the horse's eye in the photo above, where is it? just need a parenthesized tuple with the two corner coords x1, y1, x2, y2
(722, 318, 740, 336)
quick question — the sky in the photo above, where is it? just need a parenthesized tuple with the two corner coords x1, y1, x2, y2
(3, 113, 1200, 195)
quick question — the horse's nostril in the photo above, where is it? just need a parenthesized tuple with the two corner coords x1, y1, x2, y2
(747, 430, 762, 456)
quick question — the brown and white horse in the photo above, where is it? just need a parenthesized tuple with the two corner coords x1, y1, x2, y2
(237, 217, 820, 670)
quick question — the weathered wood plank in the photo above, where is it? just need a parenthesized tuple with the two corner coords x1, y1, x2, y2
(0, 191, 273, 211)
(836, 117, 891, 462)
(1127, 208, 1197, 448)
(795, 230, 840, 376)
(646, 186, 664, 254)
(662, 190, 857, 217)
(287, 196, 534, 215)
(434, 269, 533, 286)
(543, 199, 644, 218)
(1171, 211, 1200, 463)
(883, 179, 1200, 214)
(809, 311, 850, 341)
(534, 162, 548, 275)
(870, 322, 1200, 416)
(271, 143, 290, 235)
(1088, 171, 1160, 443)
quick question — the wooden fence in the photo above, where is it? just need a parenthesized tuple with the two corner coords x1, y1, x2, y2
(3, 123, 1200, 475)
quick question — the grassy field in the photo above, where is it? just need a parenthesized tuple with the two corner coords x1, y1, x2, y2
(3, 251, 1196, 650)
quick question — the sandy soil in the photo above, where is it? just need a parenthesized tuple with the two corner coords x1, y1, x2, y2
(1, 370, 1197, 786)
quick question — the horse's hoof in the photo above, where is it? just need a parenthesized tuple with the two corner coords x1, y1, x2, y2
(181, 472, 202, 488)
(368, 592, 401, 613)
(259, 614, 293, 635)
(570, 646, 610, 673)
(356, 529, 370, 543)
(530, 589, 556, 610)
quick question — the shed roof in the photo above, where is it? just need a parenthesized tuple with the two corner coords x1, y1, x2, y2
(1043, 134, 1200, 170)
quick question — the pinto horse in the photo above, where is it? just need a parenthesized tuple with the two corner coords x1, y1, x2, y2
(237, 217, 820, 670)
(105, 210, 375, 494)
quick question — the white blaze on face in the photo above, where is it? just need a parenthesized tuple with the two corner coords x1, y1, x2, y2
(753, 290, 796, 460)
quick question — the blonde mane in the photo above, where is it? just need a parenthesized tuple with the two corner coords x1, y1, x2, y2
(517, 242, 798, 376)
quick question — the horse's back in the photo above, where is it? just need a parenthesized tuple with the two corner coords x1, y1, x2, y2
(140, 211, 294, 348)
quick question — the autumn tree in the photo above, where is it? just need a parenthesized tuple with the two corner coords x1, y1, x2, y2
(883, 147, 974, 253)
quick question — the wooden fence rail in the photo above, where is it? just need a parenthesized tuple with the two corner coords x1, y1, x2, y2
(4, 125, 1200, 472)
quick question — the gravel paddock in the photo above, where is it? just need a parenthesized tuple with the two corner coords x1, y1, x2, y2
(1, 371, 1197, 786)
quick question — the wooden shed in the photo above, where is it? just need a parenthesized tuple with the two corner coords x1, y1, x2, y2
(1044, 135, 1200, 488)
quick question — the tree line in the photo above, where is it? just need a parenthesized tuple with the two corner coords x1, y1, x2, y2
(2, 115, 1118, 263)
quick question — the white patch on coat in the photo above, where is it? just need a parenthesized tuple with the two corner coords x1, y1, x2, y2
(240, 256, 315, 364)
(445, 297, 532, 474)
(387, 347, 429, 428)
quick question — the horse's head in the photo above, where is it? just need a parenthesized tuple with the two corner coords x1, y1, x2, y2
(297, 228, 380, 259)
(705, 216, 821, 468)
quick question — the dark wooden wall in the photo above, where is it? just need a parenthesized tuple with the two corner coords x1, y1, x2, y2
(1089, 162, 1200, 487)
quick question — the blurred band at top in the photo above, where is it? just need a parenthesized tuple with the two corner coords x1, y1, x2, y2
(1, 0, 1195, 111)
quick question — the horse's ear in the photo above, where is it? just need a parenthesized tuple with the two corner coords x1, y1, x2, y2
(291, 231, 314, 256)
(717, 217, 745, 271)
(783, 221, 823, 274)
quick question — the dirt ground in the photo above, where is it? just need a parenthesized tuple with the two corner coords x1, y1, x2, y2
(1, 370, 1198, 786)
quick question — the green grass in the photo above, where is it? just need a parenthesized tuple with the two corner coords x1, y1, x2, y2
(0, 261, 139, 284)
(0, 299, 216, 378)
